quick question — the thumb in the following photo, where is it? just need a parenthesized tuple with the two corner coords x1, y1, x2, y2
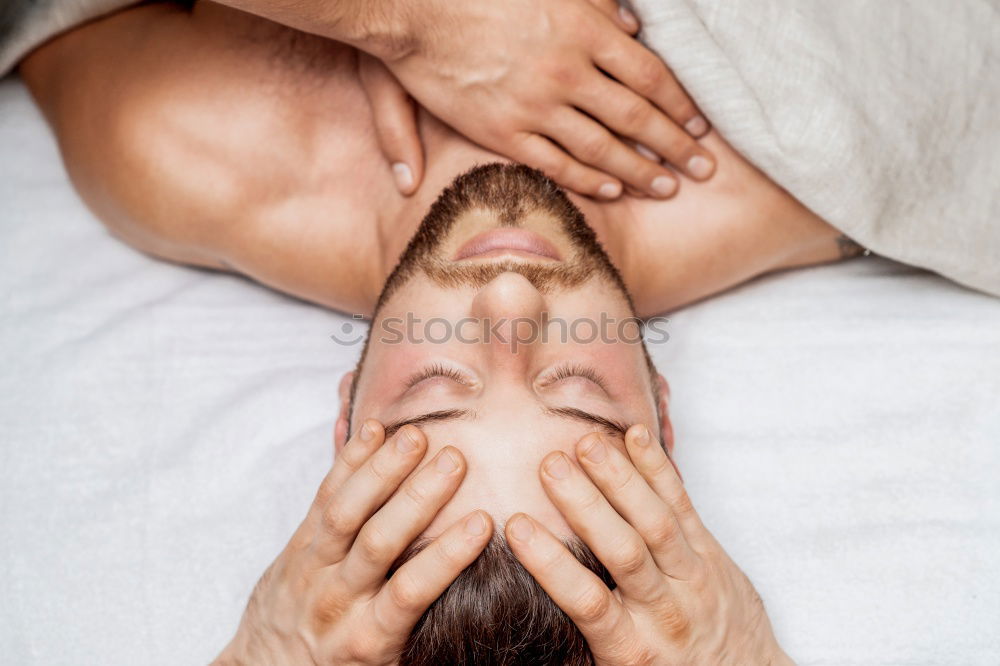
(357, 53, 424, 196)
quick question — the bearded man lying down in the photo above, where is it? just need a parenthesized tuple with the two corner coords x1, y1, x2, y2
(14, 1, 883, 663)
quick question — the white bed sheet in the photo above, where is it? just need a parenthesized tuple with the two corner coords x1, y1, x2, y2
(1, 76, 999, 665)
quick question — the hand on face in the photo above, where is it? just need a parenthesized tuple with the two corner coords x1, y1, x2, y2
(356, 0, 715, 200)
(215, 422, 491, 665)
(506, 425, 793, 666)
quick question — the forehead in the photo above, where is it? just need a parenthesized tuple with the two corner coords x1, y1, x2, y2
(391, 397, 637, 537)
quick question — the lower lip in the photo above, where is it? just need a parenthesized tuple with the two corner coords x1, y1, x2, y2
(453, 229, 561, 261)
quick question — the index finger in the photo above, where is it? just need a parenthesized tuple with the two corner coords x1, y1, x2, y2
(625, 424, 708, 544)
(595, 32, 710, 140)
(310, 419, 385, 516)
(371, 510, 493, 639)
(505, 513, 630, 644)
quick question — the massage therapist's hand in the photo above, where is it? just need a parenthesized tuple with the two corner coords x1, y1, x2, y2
(506, 426, 793, 665)
(214, 421, 492, 665)
(219, 0, 713, 199)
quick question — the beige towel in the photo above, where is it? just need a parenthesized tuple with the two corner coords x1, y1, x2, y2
(633, 0, 1000, 296)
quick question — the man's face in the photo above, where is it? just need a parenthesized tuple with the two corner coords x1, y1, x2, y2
(346, 164, 664, 538)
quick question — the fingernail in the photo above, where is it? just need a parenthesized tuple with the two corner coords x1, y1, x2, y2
(582, 437, 608, 464)
(651, 175, 678, 197)
(684, 115, 709, 137)
(634, 424, 652, 447)
(509, 514, 535, 543)
(687, 155, 714, 180)
(392, 162, 413, 191)
(464, 511, 487, 536)
(635, 143, 661, 163)
(435, 449, 459, 473)
(598, 182, 622, 199)
(360, 421, 374, 442)
(618, 5, 639, 31)
(545, 453, 571, 479)
(395, 428, 418, 453)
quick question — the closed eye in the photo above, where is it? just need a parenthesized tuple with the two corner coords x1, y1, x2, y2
(405, 363, 472, 390)
(538, 363, 610, 394)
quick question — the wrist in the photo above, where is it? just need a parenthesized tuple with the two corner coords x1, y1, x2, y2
(335, 0, 420, 62)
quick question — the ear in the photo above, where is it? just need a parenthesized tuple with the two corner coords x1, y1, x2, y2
(334, 371, 355, 454)
(655, 374, 674, 455)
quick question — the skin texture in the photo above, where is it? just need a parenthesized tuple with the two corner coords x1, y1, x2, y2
(209, 0, 716, 198)
(216, 422, 495, 665)
(20, 1, 846, 319)
(16, 6, 818, 661)
(507, 425, 793, 665)
(341, 237, 665, 537)
(217, 420, 793, 664)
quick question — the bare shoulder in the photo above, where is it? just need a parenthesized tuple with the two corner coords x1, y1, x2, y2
(600, 133, 846, 315)
(21, 1, 388, 312)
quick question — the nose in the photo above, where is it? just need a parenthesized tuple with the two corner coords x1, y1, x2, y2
(470, 272, 547, 363)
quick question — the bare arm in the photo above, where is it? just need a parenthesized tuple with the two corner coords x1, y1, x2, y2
(20, 2, 387, 313)
(204, 0, 716, 199)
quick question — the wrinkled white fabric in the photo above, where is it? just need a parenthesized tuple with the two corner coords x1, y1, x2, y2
(2, 77, 999, 664)
(633, 0, 1000, 296)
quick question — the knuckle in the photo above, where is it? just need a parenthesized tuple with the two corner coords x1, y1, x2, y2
(610, 465, 638, 494)
(343, 633, 382, 662)
(321, 503, 356, 539)
(366, 455, 394, 484)
(658, 601, 692, 640)
(576, 133, 610, 163)
(537, 545, 567, 579)
(355, 524, 392, 563)
(619, 98, 651, 131)
(431, 533, 463, 568)
(574, 586, 612, 624)
(672, 489, 697, 517)
(387, 570, 423, 612)
(634, 58, 666, 94)
(311, 483, 335, 511)
(577, 488, 608, 515)
(339, 446, 369, 473)
(610, 537, 649, 576)
(545, 61, 579, 88)
(644, 517, 680, 548)
(646, 453, 675, 481)
(401, 480, 428, 507)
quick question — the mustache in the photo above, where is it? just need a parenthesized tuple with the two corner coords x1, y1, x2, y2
(419, 256, 597, 292)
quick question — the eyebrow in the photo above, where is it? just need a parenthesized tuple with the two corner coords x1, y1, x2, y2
(545, 406, 629, 438)
(382, 409, 472, 439)
(380, 406, 627, 440)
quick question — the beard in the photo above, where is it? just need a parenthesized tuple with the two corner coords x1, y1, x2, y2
(374, 163, 632, 312)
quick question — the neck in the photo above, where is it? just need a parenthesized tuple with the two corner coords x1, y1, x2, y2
(374, 124, 842, 318)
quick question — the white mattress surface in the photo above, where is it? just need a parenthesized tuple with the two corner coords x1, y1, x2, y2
(1, 76, 999, 664)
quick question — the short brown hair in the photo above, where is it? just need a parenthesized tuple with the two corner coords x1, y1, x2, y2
(395, 532, 614, 665)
